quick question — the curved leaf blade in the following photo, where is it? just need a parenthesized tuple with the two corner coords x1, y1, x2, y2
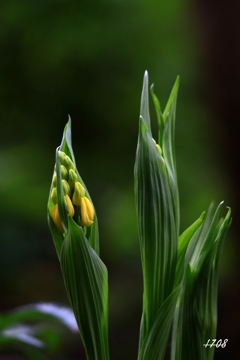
(60, 216, 109, 360)
(174, 212, 205, 286)
(171, 204, 232, 360)
(138, 285, 180, 360)
(135, 72, 178, 354)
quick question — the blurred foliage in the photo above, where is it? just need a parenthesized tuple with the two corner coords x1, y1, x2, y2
(0, 0, 237, 359)
(0, 303, 78, 359)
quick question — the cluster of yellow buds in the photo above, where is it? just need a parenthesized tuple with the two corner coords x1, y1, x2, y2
(50, 151, 94, 231)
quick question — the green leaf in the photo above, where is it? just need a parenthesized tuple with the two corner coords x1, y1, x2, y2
(190, 202, 224, 280)
(193, 207, 231, 360)
(178, 212, 205, 256)
(150, 84, 164, 147)
(163, 76, 180, 123)
(60, 216, 109, 360)
(161, 77, 180, 233)
(59, 115, 76, 163)
(135, 117, 177, 334)
(150, 76, 180, 233)
(171, 204, 231, 360)
(138, 285, 181, 360)
(135, 72, 178, 355)
(174, 212, 205, 286)
(140, 71, 151, 134)
(47, 213, 63, 259)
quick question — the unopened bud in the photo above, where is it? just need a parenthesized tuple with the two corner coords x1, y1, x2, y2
(50, 195, 75, 232)
(152, 138, 163, 156)
(52, 174, 57, 187)
(50, 204, 63, 231)
(64, 195, 75, 217)
(52, 166, 68, 188)
(62, 179, 70, 195)
(72, 182, 85, 205)
(64, 155, 75, 171)
(156, 144, 162, 156)
(51, 187, 58, 204)
(69, 169, 78, 189)
(80, 197, 94, 227)
(58, 151, 66, 165)
(61, 165, 68, 180)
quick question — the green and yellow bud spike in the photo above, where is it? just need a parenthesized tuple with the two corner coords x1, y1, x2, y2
(49, 135, 96, 232)
(48, 119, 108, 360)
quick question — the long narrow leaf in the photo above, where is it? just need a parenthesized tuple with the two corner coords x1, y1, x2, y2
(135, 72, 178, 359)
(174, 212, 205, 286)
(61, 216, 109, 360)
(138, 285, 180, 360)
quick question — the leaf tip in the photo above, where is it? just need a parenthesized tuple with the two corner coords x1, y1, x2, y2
(142, 71, 149, 89)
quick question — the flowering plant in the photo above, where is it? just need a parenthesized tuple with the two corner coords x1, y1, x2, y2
(47, 72, 231, 360)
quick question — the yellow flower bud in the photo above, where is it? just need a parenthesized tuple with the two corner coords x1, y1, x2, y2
(64, 195, 75, 217)
(80, 196, 94, 227)
(72, 182, 85, 205)
(155, 144, 162, 156)
(152, 138, 162, 155)
(50, 195, 74, 232)
(50, 204, 63, 231)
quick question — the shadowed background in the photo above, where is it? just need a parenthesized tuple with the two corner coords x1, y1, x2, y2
(0, 0, 239, 358)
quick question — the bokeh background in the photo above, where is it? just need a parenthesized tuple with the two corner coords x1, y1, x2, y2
(0, 0, 239, 358)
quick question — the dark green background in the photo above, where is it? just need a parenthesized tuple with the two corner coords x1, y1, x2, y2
(0, 0, 239, 358)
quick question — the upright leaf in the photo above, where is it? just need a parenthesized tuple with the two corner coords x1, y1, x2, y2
(61, 217, 109, 360)
(171, 204, 231, 360)
(135, 72, 179, 359)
